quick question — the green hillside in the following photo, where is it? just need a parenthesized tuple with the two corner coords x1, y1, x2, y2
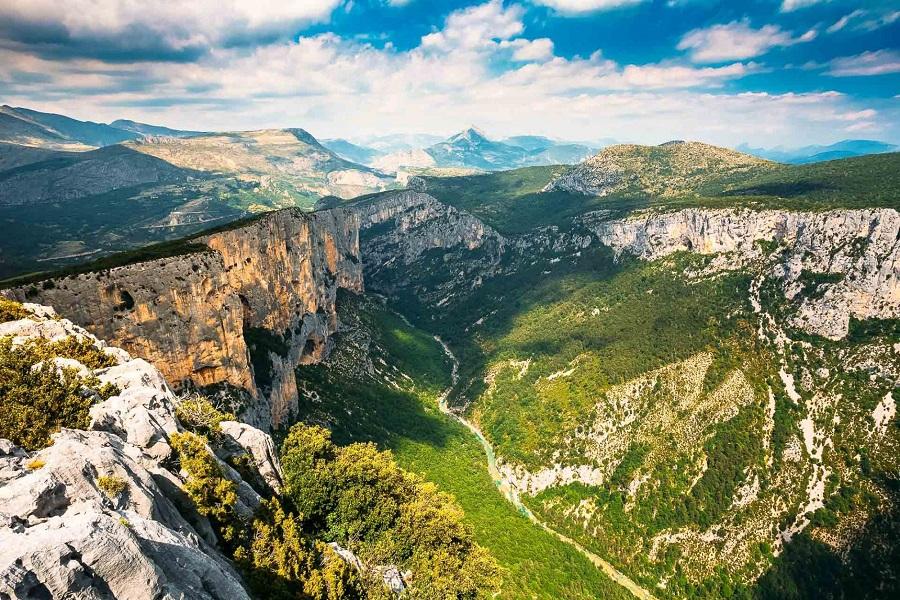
(421, 151, 900, 234)
(294, 292, 632, 600)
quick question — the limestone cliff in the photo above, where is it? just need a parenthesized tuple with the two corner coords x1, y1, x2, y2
(584, 207, 900, 339)
(6, 207, 363, 428)
(350, 190, 507, 306)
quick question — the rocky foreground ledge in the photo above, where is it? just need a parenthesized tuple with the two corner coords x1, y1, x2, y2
(0, 304, 281, 599)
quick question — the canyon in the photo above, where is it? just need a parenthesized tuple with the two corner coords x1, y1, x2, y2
(4, 165, 899, 598)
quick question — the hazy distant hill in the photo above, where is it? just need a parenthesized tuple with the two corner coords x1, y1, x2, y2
(0, 105, 139, 148)
(0, 144, 198, 207)
(353, 133, 445, 153)
(0, 106, 205, 150)
(110, 119, 205, 138)
(127, 128, 393, 201)
(363, 128, 599, 173)
(321, 138, 386, 165)
(737, 139, 897, 164)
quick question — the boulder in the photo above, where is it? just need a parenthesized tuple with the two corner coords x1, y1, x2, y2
(0, 431, 250, 600)
(219, 421, 284, 493)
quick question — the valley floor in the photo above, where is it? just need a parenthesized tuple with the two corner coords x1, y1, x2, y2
(294, 293, 634, 599)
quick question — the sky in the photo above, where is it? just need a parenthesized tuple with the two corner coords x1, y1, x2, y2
(1, 0, 898, 148)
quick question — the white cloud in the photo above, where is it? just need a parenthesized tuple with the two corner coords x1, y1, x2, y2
(827, 9, 900, 33)
(834, 109, 877, 121)
(845, 121, 877, 132)
(678, 19, 816, 63)
(500, 38, 555, 61)
(780, 0, 828, 12)
(1, 0, 893, 147)
(531, 0, 646, 14)
(421, 0, 523, 52)
(828, 50, 900, 76)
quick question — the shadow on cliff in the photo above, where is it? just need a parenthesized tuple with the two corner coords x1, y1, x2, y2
(293, 361, 454, 453)
(752, 476, 900, 600)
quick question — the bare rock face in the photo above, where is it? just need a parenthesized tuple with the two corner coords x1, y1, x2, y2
(0, 304, 286, 599)
(585, 207, 900, 339)
(91, 358, 181, 461)
(0, 431, 252, 600)
(219, 421, 284, 493)
(350, 190, 508, 306)
(7, 207, 364, 429)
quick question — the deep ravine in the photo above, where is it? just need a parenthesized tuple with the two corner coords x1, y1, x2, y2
(432, 335, 658, 600)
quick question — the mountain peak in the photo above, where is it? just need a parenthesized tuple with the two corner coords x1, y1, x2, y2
(450, 126, 489, 143)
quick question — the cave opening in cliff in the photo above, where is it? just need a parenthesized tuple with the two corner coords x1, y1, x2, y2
(239, 294, 252, 329)
(117, 289, 135, 311)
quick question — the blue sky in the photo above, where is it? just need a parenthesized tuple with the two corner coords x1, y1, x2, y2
(1, 0, 897, 147)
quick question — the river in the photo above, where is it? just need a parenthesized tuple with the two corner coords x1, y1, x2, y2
(432, 335, 657, 600)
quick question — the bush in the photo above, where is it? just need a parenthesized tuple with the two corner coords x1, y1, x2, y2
(235, 498, 368, 600)
(34, 336, 118, 369)
(280, 423, 501, 599)
(175, 394, 236, 441)
(97, 475, 129, 499)
(0, 336, 119, 450)
(170, 431, 239, 540)
(0, 298, 29, 323)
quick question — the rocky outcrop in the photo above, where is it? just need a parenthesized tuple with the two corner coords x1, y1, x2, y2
(350, 191, 508, 306)
(0, 304, 286, 599)
(6, 207, 363, 428)
(353, 190, 502, 265)
(218, 421, 284, 493)
(584, 207, 900, 339)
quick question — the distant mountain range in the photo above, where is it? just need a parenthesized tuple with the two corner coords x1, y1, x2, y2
(0, 106, 395, 278)
(0, 105, 202, 150)
(736, 139, 897, 164)
(323, 127, 604, 172)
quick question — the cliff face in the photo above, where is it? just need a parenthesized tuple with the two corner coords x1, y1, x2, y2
(350, 191, 508, 306)
(585, 207, 900, 339)
(7, 208, 363, 428)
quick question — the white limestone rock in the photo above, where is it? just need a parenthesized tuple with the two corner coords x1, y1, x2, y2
(0, 430, 250, 600)
(219, 420, 284, 493)
(585, 207, 900, 340)
(91, 359, 181, 461)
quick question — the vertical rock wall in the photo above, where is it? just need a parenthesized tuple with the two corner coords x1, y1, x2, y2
(6, 207, 363, 429)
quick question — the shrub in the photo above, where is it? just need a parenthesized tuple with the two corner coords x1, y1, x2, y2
(97, 474, 128, 499)
(170, 431, 240, 541)
(280, 423, 501, 599)
(0, 336, 119, 450)
(175, 394, 236, 441)
(35, 336, 118, 369)
(236, 498, 367, 600)
(0, 298, 29, 323)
